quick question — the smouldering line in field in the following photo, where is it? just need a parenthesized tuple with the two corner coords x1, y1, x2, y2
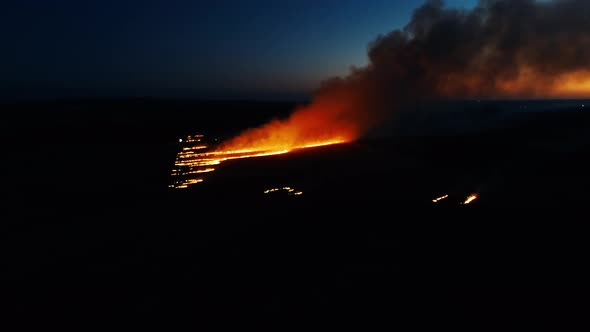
(432, 194, 449, 203)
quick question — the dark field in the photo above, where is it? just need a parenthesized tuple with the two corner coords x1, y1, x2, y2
(2, 99, 590, 329)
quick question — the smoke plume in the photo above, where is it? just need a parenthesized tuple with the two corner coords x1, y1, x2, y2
(220, 0, 590, 151)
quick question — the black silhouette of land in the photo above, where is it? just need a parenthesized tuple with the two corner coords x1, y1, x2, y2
(2, 98, 590, 329)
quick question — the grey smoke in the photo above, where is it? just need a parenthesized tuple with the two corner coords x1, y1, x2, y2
(222, 0, 590, 149)
(313, 0, 590, 137)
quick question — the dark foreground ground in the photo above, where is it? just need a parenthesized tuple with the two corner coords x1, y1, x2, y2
(1, 99, 590, 329)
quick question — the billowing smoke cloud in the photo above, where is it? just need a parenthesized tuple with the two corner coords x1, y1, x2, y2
(220, 0, 590, 151)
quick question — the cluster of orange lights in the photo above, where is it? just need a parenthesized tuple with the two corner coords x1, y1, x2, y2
(263, 186, 303, 196)
(169, 134, 211, 189)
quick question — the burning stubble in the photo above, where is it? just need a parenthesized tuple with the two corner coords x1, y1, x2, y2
(173, 0, 590, 188)
(217, 0, 590, 155)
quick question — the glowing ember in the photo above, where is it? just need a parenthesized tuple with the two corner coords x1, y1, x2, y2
(170, 133, 345, 189)
(263, 186, 303, 196)
(463, 194, 478, 205)
(432, 194, 449, 203)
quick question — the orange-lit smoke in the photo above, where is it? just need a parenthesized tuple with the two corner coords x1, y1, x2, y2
(217, 84, 367, 153)
(435, 68, 590, 99)
(217, 0, 590, 154)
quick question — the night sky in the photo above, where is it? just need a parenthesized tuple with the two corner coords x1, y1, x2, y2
(1, 0, 476, 100)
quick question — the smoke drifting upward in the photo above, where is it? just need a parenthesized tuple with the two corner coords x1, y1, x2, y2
(219, 0, 590, 152)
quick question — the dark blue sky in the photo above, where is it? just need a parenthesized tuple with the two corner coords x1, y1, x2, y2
(1, 0, 476, 100)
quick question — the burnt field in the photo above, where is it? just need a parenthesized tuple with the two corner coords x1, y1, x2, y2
(1, 99, 590, 329)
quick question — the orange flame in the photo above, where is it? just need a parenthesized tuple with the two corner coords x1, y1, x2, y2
(463, 194, 478, 205)
(177, 98, 359, 182)
(216, 97, 360, 154)
(170, 99, 356, 189)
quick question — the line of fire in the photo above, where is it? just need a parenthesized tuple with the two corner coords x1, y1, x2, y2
(169, 133, 345, 189)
